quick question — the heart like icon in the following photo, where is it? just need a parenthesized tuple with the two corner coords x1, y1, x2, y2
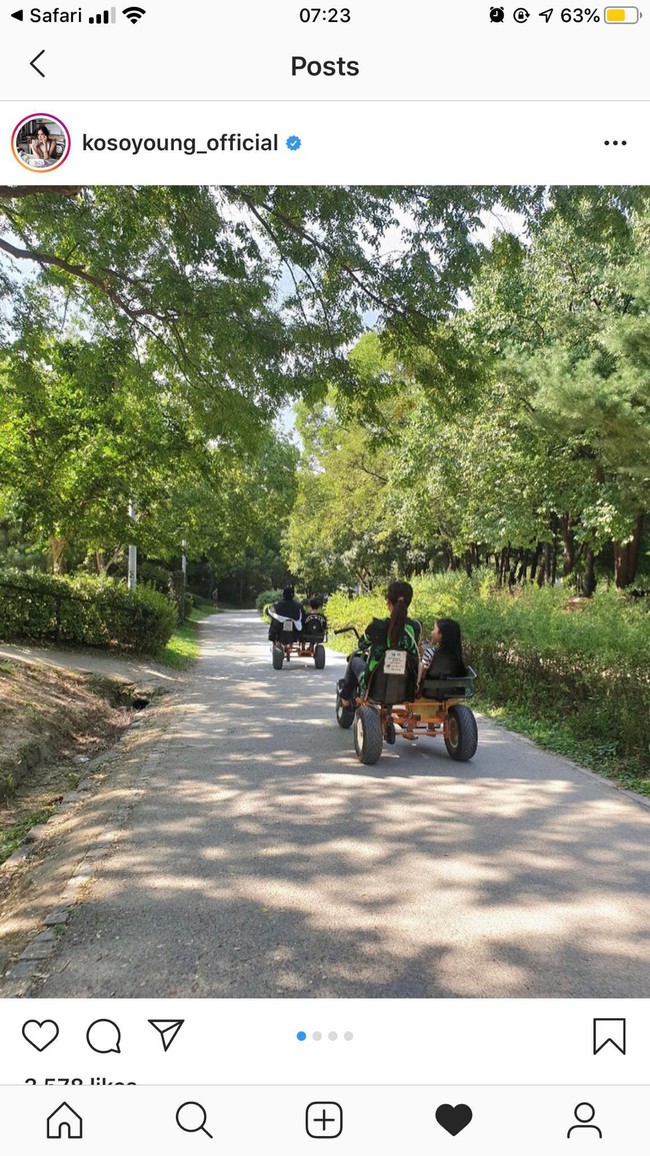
(435, 1103, 473, 1136)
(22, 1019, 59, 1051)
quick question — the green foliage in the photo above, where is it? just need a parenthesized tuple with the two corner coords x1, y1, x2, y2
(255, 589, 284, 617)
(156, 607, 207, 669)
(139, 562, 173, 594)
(0, 804, 58, 862)
(326, 573, 650, 782)
(286, 338, 429, 590)
(469, 188, 650, 578)
(0, 568, 177, 653)
(0, 185, 517, 412)
(2, 185, 650, 606)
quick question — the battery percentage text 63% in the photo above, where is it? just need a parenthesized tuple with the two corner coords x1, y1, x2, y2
(539, 7, 601, 18)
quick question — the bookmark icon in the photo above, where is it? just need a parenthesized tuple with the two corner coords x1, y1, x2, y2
(593, 1018, 626, 1055)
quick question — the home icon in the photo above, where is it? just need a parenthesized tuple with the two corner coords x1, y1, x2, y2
(47, 1102, 83, 1139)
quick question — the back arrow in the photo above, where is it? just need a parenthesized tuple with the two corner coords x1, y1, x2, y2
(30, 49, 45, 77)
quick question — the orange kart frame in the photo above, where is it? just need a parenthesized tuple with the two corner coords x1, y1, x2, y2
(375, 691, 472, 743)
(349, 671, 478, 764)
(364, 665, 475, 740)
(334, 625, 478, 764)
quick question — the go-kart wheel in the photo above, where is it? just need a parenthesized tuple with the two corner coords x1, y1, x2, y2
(314, 644, 326, 669)
(272, 645, 284, 670)
(336, 694, 355, 729)
(384, 721, 396, 745)
(353, 706, 383, 765)
(444, 704, 478, 762)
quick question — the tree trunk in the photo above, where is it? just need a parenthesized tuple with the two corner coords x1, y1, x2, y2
(582, 546, 597, 597)
(508, 548, 521, 588)
(49, 535, 66, 574)
(536, 542, 551, 587)
(561, 513, 575, 578)
(530, 546, 539, 584)
(613, 513, 644, 588)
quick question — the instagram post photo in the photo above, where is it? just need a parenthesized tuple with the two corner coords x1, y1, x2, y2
(0, 182, 648, 1006)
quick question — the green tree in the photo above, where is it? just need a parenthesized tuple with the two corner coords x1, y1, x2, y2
(473, 190, 650, 585)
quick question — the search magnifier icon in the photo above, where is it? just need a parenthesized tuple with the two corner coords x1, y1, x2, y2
(176, 1102, 213, 1139)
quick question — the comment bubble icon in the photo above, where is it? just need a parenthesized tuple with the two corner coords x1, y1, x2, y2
(86, 1018, 121, 1054)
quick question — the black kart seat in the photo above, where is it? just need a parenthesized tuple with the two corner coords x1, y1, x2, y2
(422, 666, 477, 701)
(367, 649, 418, 706)
(302, 614, 328, 644)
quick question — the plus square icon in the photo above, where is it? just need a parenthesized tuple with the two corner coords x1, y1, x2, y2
(306, 1102, 343, 1139)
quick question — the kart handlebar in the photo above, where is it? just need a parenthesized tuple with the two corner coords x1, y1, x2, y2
(334, 625, 360, 640)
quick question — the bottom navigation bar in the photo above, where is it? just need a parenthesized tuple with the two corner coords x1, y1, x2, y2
(1, 1085, 649, 1154)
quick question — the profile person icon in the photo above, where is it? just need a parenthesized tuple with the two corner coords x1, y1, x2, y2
(567, 1102, 602, 1139)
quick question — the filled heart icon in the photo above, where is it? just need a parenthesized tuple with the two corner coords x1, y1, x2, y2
(435, 1103, 473, 1136)
(22, 1019, 59, 1051)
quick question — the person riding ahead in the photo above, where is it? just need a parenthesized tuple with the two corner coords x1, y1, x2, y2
(339, 580, 421, 707)
(267, 585, 304, 642)
(302, 595, 328, 639)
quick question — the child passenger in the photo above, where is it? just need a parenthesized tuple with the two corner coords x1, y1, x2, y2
(303, 595, 328, 637)
(418, 617, 466, 688)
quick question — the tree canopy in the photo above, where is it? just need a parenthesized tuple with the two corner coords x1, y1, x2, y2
(1, 184, 649, 594)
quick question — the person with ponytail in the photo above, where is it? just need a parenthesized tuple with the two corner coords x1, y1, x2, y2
(339, 580, 421, 706)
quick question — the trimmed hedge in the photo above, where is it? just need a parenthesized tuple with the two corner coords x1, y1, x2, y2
(325, 572, 650, 779)
(0, 568, 177, 654)
(256, 588, 284, 617)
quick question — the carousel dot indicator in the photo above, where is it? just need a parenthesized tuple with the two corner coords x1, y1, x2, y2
(297, 1031, 307, 1041)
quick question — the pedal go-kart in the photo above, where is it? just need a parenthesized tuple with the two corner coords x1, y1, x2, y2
(271, 617, 327, 671)
(334, 626, 478, 766)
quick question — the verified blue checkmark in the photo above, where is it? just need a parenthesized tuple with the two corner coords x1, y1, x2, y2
(286, 135, 302, 151)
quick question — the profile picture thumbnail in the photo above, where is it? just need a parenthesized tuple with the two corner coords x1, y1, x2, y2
(12, 113, 70, 172)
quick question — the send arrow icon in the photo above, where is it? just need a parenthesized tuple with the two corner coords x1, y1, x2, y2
(149, 1019, 184, 1052)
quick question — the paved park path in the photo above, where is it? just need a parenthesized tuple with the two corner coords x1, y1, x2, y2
(17, 611, 650, 998)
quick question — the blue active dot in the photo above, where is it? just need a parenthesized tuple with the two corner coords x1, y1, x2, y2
(297, 1031, 307, 1041)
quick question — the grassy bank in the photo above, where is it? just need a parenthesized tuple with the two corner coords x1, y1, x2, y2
(156, 601, 219, 669)
(326, 573, 650, 796)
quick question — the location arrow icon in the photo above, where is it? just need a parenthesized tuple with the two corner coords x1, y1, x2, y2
(148, 1019, 184, 1052)
(12, 9, 24, 20)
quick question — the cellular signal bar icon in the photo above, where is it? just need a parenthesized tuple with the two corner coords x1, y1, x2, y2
(89, 6, 116, 20)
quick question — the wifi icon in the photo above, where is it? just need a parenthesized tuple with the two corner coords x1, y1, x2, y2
(123, 5, 145, 21)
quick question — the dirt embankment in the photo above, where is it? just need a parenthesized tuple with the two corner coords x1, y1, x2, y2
(0, 659, 132, 856)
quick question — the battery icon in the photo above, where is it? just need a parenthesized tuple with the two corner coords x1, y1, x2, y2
(604, 6, 640, 20)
